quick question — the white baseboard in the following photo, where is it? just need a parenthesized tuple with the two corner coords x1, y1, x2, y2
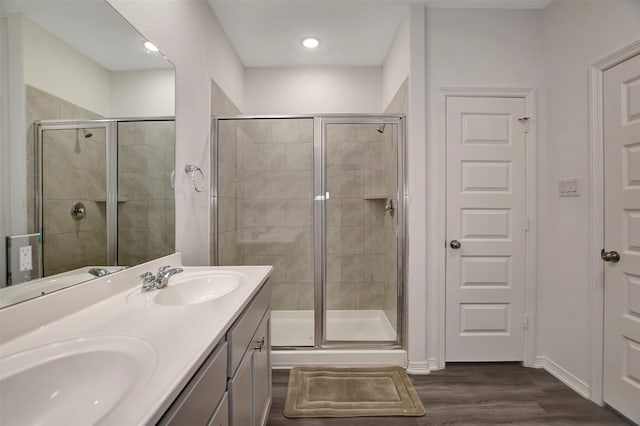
(407, 360, 431, 375)
(534, 356, 590, 399)
(427, 358, 443, 371)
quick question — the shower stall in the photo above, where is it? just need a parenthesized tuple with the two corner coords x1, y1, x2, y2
(33, 118, 175, 276)
(213, 115, 406, 359)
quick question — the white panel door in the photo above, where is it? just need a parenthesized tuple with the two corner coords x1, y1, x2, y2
(446, 96, 527, 361)
(603, 53, 640, 424)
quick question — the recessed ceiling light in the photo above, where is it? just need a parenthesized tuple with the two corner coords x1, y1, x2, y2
(302, 38, 320, 49)
(144, 41, 159, 52)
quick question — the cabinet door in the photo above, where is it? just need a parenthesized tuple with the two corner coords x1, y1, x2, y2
(253, 312, 271, 426)
(207, 393, 229, 426)
(229, 349, 253, 426)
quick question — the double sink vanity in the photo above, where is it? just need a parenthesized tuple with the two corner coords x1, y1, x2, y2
(0, 253, 272, 425)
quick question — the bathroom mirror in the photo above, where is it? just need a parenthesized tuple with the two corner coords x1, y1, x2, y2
(0, 0, 176, 307)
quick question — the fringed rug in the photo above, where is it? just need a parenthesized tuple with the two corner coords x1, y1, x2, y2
(283, 366, 425, 418)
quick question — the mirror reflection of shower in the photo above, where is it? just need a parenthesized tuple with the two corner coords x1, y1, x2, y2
(35, 118, 176, 279)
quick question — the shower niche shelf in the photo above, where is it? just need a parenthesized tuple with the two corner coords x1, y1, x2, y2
(95, 198, 128, 203)
(363, 194, 389, 200)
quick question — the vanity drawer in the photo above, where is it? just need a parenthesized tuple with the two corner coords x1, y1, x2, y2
(227, 280, 271, 376)
(207, 392, 229, 426)
(160, 340, 228, 425)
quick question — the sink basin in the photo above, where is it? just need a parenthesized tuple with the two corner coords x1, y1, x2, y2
(0, 336, 156, 425)
(128, 271, 244, 307)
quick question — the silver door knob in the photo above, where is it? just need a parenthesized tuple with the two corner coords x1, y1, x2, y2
(601, 249, 620, 263)
(450, 240, 461, 249)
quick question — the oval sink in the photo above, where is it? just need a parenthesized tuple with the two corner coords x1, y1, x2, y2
(0, 336, 156, 425)
(128, 271, 244, 307)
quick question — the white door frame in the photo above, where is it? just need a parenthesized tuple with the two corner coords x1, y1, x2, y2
(588, 39, 640, 406)
(436, 87, 537, 368)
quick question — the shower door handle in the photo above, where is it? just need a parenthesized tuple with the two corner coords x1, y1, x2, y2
(314, 192, 330, 201)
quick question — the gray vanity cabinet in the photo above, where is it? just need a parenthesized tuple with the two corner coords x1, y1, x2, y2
(159, 280, 271, 426)
(252, 313, 271, 426)
(159, 341, 228, 425)
(228, 282, 272, 426)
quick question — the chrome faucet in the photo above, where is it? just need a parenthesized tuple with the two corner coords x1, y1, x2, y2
(140, 265, 183, 292)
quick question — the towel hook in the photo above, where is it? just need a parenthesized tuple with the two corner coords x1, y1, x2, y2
(184, 164, 205, 192)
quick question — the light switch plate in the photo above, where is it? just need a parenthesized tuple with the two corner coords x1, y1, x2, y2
(559, 177, 580, 197)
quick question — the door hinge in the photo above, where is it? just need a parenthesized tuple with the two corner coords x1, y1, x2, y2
(522, 316, 529, 329)
(518, 117, 530, 133)
(524, 218, 530, 232)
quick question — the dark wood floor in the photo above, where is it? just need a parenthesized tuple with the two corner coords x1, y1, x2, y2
(267, 364, 631, 425)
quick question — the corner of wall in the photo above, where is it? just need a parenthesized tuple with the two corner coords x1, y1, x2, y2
(381, 6, 410, 111)
(534, 356, 590, 399)
(406, 1, 429, 370)
(0, 16, 9, 286)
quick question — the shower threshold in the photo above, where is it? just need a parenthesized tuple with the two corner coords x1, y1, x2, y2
(271, 309, 396, 347)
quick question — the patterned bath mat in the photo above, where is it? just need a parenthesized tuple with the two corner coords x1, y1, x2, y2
(284, 366, 425, 418)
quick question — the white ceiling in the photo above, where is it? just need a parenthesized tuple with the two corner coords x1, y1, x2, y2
(3, 0, 172, 72)
(209, 0, 552, 68)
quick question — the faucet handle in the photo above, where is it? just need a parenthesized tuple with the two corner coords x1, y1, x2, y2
(157, 265, 170, 275)
(139, 271, 154, 280)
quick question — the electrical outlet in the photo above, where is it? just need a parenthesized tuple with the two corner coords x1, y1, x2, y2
(19, 246, 32, 271)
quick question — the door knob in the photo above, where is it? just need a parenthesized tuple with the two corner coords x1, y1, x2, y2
(601, 249, 620, 263)
(450, 240, 461, 249)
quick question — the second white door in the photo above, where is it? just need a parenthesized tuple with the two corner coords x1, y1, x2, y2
(445, 96, 528, 362)
(603, 53, 640, 424)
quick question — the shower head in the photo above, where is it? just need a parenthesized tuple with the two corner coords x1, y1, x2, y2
(376, 124, 386, 134)
(82, 129, 93, 138)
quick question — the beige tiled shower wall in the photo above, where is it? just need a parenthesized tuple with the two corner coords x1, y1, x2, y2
(381, 78, 408, 331)
(117, 121, 175, 266)
(26, 86, 108, 275)
(217, 119, 243, 266)
(237, 119, 314, 310)
(211, 79, 242, 266)
(326, 123, 388, 312)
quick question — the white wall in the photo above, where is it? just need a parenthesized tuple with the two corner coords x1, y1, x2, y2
(7, 13, 27, 246)
(244, 67, 381, 114)
(538, 0, 640, 392)
(20, 14, 111, 116)
(424, 7, 545, 367)
(0, 16, 9, 285)
(111, 69, 175, 117)
(406, 3, 429, 373)
(382, 13, 410, 110)
(108, 0, 245, 266)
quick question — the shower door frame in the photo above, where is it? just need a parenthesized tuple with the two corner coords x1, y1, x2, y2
(212, 114, 407, 350)
(35, 120, 118, 270)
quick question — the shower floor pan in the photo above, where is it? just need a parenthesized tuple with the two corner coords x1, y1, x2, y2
(271, 309, 396, 347)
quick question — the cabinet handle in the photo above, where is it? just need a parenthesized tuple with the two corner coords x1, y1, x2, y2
(254, 337, 265, 352)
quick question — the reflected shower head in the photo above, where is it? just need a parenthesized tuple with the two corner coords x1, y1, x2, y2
(82, 129, 93, 138)
(376, 124, 386, 134)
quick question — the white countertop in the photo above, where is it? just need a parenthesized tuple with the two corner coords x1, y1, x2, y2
(0, 258, 272, 425)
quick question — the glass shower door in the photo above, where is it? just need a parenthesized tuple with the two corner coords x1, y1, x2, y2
(216, 117, 315, 347)
(322, 119, 402, 344)
(117, 120, 175, 266)
(40, 126, 108, 275)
